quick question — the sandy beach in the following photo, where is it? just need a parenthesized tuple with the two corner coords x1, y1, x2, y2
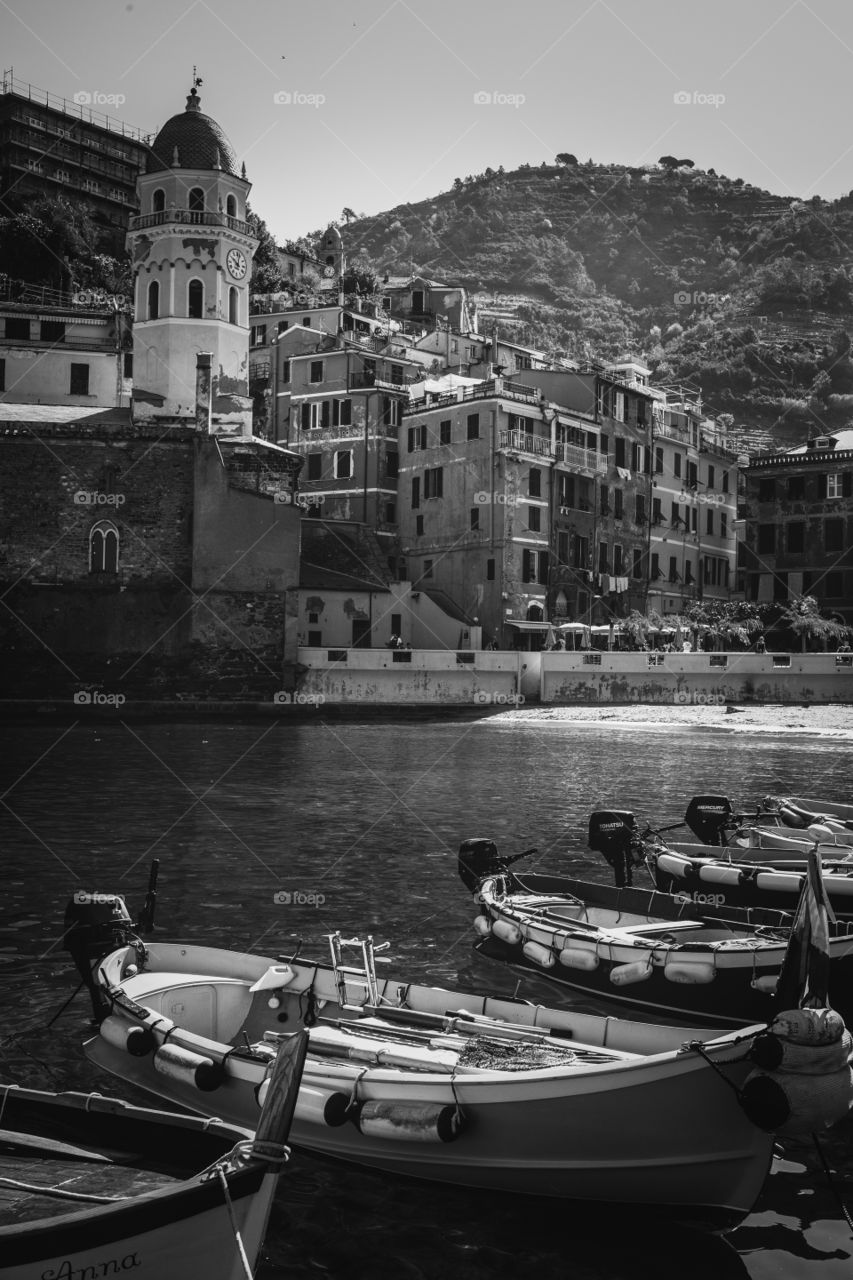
(486, 703, 853, 739)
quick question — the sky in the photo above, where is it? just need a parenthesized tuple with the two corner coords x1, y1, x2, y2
(3, 0, 853, 245)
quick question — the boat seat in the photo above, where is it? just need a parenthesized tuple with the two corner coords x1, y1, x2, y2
(604, 920, 704, 937)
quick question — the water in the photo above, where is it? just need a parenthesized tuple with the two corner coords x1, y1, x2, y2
(1, 717, 852, 1278)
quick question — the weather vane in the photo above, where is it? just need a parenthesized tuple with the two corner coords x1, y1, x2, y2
(192, 66, 203, 90)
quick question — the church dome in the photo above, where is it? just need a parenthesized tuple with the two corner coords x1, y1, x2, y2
(146, 87, 238, 175)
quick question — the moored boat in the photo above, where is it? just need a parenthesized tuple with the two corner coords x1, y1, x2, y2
(457, 841, 853, 1027)
(647, 845, 853, 916)
(0, 1031, 307, 1280)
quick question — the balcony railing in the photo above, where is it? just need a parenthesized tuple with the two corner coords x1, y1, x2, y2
(554, 442, 609, 474)
(404, 378, 543, 415)
(499, 428, 553, 458)
(129, 209, 252, 235)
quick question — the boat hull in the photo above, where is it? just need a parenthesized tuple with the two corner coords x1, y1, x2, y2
(648, 848, 853, 915)
(80, 942, 775, 1227)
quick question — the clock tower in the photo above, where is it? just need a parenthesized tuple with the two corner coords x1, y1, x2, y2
(128, 85, 258, 434)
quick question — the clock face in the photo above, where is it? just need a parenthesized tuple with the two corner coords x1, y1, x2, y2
(227, 249, 247, 280)
(323, 265, 336, 278)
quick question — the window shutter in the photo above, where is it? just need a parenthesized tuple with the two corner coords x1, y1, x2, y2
(843, 472, 853, 498)
(301, 402, 310, 431)
(817, 473, 828, 499)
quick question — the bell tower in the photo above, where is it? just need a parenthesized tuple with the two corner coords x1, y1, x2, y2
(128, 83, 258, 434)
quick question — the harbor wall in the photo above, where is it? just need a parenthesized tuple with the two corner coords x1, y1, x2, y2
(297, 648, 853, 705)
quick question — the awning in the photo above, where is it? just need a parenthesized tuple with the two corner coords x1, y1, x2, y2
(505, 620, 552, 631)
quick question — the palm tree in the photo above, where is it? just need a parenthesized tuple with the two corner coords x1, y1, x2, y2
(777, 596, 850, 652)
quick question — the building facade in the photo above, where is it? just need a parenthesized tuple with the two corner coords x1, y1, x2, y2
(742, 429, 853, 626)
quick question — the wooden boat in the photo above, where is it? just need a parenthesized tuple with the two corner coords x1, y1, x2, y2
(71, 929, 788, 1230)
(681, 794, 853, 850)
(458, 846, 853, 1027)
(647, 845, 853, 916)
(0, 1031, 307, 1280)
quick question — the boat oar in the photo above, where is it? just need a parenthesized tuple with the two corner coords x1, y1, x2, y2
(0, 1128, 114, 1163)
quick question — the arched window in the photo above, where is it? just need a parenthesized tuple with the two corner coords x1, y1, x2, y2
(325, 255, 335, 266)
(147, 280, 159, 320)
(152, 188, 165, 213)
(90, 521, 119, 574)
(226, 193, 237, 217)
(188, 279, 203, 319)
(188, 187, 205, 212)
(526, 603, 543, 622)
(229, 286, 238, 325)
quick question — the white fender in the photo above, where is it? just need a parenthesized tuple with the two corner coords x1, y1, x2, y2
(664, 961, 716, 985)
(357, 1100, 465, 1143)
(559, 947, 600, 971)
(256, 1077, 351, 1127)
(750, 975, 778, 994)
(491, 918, 522, 946)
(473, 915, 492, 937)
(99, 1014, 156, 1058)
(522, 939, 556, 969)
(610, 960, 653, 986)
(698, 863, 737, 885)
(153, 1041, 224, 1092)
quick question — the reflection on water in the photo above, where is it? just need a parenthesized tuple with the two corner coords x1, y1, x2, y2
(1, 719, 852, 1278)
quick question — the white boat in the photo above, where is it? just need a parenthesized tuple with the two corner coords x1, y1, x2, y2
(78, 930, 786, 1230)
(0, 1032, 307, 1280)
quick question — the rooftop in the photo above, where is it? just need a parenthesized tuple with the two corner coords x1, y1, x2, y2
(146, 87, 237, 176)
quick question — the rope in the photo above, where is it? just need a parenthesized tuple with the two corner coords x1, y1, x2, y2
(45, 979, 87, 1029)
(215, 1165, 255, 1280)
(0, 1176, 125, 1203)
(812, 1133, 853, 1238)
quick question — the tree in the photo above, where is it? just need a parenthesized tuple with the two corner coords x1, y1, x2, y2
(0, 195, 100, 290)
(777, 597, 850, 652)
(659, 155, 680, 170)
(246, 206, 284, 293)
(556, 153, 578, 166)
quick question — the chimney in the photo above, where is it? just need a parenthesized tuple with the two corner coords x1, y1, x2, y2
(195, 352, 213, 434)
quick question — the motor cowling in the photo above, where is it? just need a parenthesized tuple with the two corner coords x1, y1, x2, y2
(684, 795, 735, 846)
(587, 811, 638, 864)
(458, 839, 504, 893)
(63, 891, 138, 1022)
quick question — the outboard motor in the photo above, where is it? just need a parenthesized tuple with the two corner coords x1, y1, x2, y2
(63, 891, 139, 1022)
(684, 795, 735, 846)
(588, 811, 642, 887)
(458, 839, 504, 893)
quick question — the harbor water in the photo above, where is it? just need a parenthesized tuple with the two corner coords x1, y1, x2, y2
(1, 715, 852, 1279)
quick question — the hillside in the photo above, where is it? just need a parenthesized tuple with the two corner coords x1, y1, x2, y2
(313, 161, 853, 450)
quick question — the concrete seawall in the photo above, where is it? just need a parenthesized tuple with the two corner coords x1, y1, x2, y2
(297, 648, 853, 706)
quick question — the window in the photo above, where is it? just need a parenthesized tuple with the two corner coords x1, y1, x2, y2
(147, 280, 159, 320)
(229, 287, 238, 325)
(340, 399, 352, 426)
(470, 507, 480, 531)
(614, 437, 626, 468)
(652, 496, 662, 524)
(307, 453, 322, 480)
(825, 518, 844, 552)
(647, 550, 657, 579)
(635, 494, 646, 525)
(302, 316, 312, 328)
(89, 521, 119, 573)
(70, 363, 89, 395)
(529, 467, 541, 497)
(825, 473, 853, 498)
(826, 571, 844, 597)
(686, 460, 698, 488)
(557, 532, 569, 565)
(600, 484, 609, 514)
(0, 358, 6, 391)
(152, 188, 165, 212)
(631, 442, 642, 472)
(572, 535, 589, 569)
(757, 524, 776, 554)
(786, 522, 804, 552)
(321, 401, 330, 430)
(528, 506, 541, 532)
(614, 489, 623, 519)
(188, 279, 203, 318)
(522, 550, 536, 583)
(690, 508, 697, 533)
(389, 363, 403, 386)
(334, 450, 352, 479)
(758, 478, 776, 502)
(386, 451, 398, 479)
(486, 558, 495, 581)
(598, 542, 608, 573)
(307, 631, 322, 647)
(707, 465, 715, 489)
(411, 477, 420, 509)
(407, 424, 427, 451)
(613, 544, 624, 575)
(673, 453, 682, 479)
(385, 502, 396, 523)
(787, 475, 805, 500)
(309, 360, 323, 383)
(440, 419, 451, 445)
(188, 187, 204, 211)
(671, 501, 681, 526)
(280, 359, 290, 385)
(226, 194, 237, 217)
(655, 446, 664, 474)
(706, 509, 714, 535)
(722, 470, 729, 493)
(538, 550, 549, 585)
(720, 512, 727, 539)
(423, 558, 433, 580)
(416, 515, 424, 535)
(424, 467, 444, 499)
(5, 317, 29, 340)
(40, 320, 65, 342)
(669, 555, 679, 582)
(467, 413, 480, 440)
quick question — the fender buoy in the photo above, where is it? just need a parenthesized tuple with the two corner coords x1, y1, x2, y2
(99, 1014, 156, 1058)
(491, 918, 522, 947)
(356, 1101, 466, 1143)
(473, 915, 492, 937)
(256, 1078, 351, 1127)
(610, 960, 652, 986)
(664, 961, 715, 985)
(559, 947, 599, 971)
(522, 939, 556, 968)
(153, 1042, 224, 1092)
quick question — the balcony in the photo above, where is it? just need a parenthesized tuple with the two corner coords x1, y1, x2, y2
(348, 372, 412, 392)
(129, 209, 252, 235)
(499, 428, 553, 459)
(404, 378, 542, 415)
(554, 442, 609, 474)
(293, 424, 364, 444)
